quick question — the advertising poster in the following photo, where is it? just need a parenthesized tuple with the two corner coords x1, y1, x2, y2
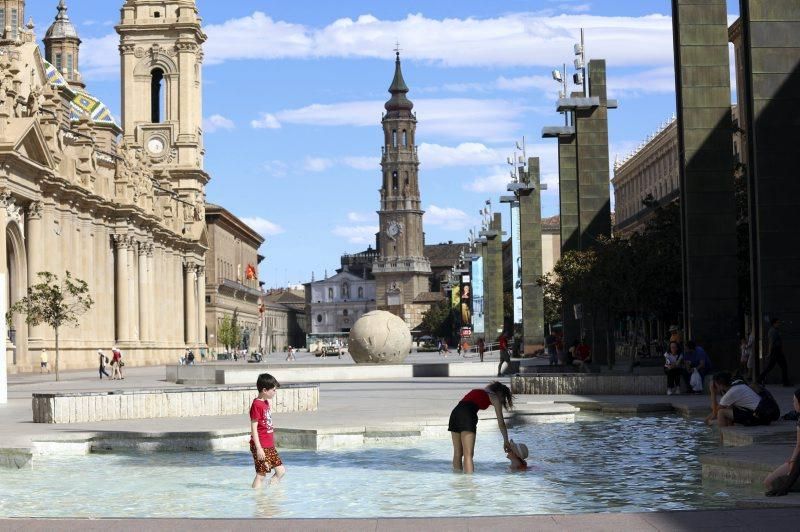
(472, 257, 485, 335)
(460, 273, 472, 330)
(451, 281, 462, 328)
(511, 202, 523, 325)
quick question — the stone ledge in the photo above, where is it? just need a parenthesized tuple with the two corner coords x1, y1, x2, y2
(31, 384, 319, 424)
(512, 374, 666, 395)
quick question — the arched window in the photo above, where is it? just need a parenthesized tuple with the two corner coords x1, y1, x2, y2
(317, 314, 323, 323)
(55, 53, 62, 72)
(392, 130, 397, 147)
(342, 283, 350, 299)
(151, 68, 165, 123)
(358, 286, 364, 298)
(404, 172, 409, 187)
(402, 130, 408, 146)
(392, 171, 398, 190)
(66, 54, 74, 79)
(10, 7, 18, 40)
(343, 309, 349, 317)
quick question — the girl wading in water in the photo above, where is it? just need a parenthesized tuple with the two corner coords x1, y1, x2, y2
(448, 381, 514, 473)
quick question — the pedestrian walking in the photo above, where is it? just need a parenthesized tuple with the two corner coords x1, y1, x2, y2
(497, 332, 510, 377)
(98, 349, 110, 379)
(40, 349, 49, 374)
(477, 337, 485, 363)
(759, 318, 792, 387)
(111, 347, 123, 380)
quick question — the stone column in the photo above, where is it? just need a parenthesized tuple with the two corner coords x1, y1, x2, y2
(481, 213, 505, 340)
(738, 0, 800, 381)
(113, 235, 130, 342)
(138, 243, 149, 343)
(145, 244, 155, 345)
(184, 262, 197, 346)
(672, 0, 738, 366)
(127, 241, 139, 341)
(197, 265, 206, 347)
(542, 124, 579, 343)
(25, 201, 45, 344)
(517, 158, 545, 352)
(0, 191, 8, 390)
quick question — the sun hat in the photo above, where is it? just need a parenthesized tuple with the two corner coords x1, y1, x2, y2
(509, 439, 529, 460)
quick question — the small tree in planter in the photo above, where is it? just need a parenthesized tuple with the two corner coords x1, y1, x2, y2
(7, 271, 93, 381)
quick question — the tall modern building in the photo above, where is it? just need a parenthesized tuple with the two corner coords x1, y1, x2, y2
(372, 52, 431, 327)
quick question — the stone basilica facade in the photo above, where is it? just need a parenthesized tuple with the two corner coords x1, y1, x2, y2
(0, 0, 208, 372)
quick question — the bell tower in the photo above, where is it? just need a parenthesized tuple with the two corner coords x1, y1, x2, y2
(0, 0, 25, 44)
(44, 1, 84, 88)
(116, 0, 208, 236)
(373, 51, 431, 324)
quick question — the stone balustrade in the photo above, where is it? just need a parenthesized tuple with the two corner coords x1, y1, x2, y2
(32, 383, 319, 424)
(511, 374, 666, 395)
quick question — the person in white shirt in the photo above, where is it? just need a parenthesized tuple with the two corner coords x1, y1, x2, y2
(706, 371, 762, 426)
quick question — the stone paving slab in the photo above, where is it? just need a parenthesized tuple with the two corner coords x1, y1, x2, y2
(4, 509, 800, 531)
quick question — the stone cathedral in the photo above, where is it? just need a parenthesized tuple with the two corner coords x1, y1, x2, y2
(373, 52, 432, 327)
(0, 0, 208, 372)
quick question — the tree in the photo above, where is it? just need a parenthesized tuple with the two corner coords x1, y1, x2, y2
(420, 300, 452, 339)
(217, 311, 241, 352)
(7, 271, 93, 381)
(536, 272, 562, 327)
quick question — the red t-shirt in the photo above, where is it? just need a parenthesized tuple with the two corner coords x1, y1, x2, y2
(462, 389, 492, 410)
(498, 336, 508, 350)
(575, 344, 591, 361)
(249, 398, 274, 448)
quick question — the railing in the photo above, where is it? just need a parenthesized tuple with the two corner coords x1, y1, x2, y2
(217, 277, 262, 298)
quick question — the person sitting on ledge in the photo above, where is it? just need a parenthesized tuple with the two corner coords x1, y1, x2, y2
(705, 371, 762, 427)
(572, 339, 591, 371)
(682, 340, 712, 393)
(764, 388, 800, 496)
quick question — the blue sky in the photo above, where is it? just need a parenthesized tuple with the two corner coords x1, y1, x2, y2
(26, 1, 741, 287)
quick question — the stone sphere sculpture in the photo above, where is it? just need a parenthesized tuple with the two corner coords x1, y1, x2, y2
(348, 310, 412, 364)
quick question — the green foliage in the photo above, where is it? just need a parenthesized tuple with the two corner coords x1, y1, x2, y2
(536, 273, 562, 326)
(7, 271, 93, 381)
(217, 310, 242, 352)
(546, 200, 682, 336)
(420, 300, 452, 338)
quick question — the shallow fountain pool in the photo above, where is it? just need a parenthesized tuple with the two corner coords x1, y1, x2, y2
(0, 414, 756, 518)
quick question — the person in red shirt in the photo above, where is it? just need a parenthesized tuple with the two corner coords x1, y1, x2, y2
(497, 333, 511, 377)
(448, 381, 514, 473)
(249, 373, 285, 488)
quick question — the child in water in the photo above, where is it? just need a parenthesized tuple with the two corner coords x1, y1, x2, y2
(506, 439, 529, 471)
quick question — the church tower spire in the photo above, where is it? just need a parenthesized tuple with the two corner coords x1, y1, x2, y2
(44, 0, 84, 88)
(373, 50, 431, 326)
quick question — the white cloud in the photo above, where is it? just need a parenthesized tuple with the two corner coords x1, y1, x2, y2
(251, 113, 282, 129)
(347, 212, 376, 223)
(263, 160, 289, 178)
(303, 157, 334, 172)
(464, 166, 512, 194)
(342, 156, 380, 170)
(607, 66, 676, 97)
(203, 114, 235, 133)
(264, 98, 522, 141)
(425, 205, 474, 231)
(241, 217, 285, 237)
(332, 225, 379, 244)
(80, 34, 119, 80)
(418, 143, 503, 169)
(204, 12, 675, 69)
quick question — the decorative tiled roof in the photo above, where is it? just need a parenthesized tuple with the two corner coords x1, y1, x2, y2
(43, 61, 117, 126)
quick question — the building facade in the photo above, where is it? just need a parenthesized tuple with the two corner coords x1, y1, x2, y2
(262, 288, 306, 350)
(306, 271, 376, 334)
(372, 52, 431, 328)
(0, 0, 209, 372)
(204, 204, 263, 354)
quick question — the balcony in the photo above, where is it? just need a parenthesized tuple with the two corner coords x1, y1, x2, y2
(217, 277, 262, 299)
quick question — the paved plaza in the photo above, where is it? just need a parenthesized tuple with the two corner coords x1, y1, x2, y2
(3, 354, 800, 528)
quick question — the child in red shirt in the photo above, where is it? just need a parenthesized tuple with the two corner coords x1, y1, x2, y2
(249, 373, 286, 488)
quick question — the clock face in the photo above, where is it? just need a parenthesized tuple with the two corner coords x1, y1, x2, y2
(387, 221, 402, 238)
(147, 137, 165, 155)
